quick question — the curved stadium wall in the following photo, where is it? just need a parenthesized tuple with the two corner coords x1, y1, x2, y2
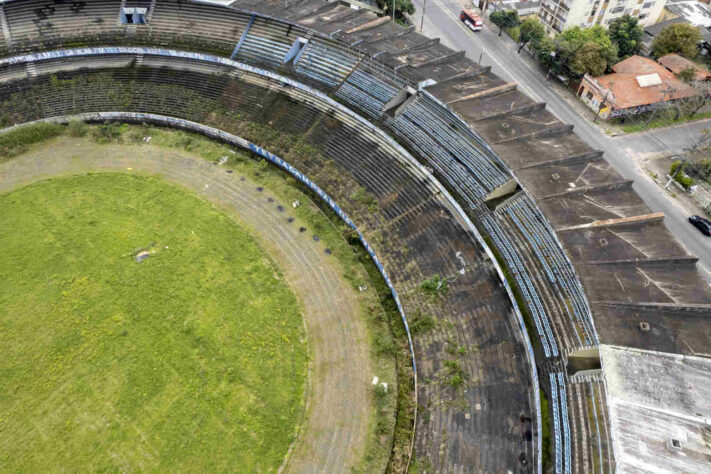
(0, 44, 540, 472)
(4, 0, 711, 472)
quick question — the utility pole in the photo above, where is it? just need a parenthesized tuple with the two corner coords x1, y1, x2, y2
(392, 0, 395, 22)
(594, 89, 610, 123)
(420, 0, 427, 32)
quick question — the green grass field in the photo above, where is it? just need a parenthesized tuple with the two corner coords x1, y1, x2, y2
(0, 173, 308, 472)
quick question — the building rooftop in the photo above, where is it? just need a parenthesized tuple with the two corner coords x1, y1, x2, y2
(602, 345, 711, 472)
(591, 55, 695, 110)
(644, 16, 692, 37)
(665, 0, 711, 28)
(658, 53, 711, 80)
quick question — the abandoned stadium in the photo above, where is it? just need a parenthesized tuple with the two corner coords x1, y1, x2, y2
(0, 0, 710, 472)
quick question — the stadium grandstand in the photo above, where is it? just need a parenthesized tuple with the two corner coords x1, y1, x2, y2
(1, 0, 710, 472)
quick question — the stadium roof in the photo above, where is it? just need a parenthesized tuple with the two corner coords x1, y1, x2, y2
(602, 345, 711, 472)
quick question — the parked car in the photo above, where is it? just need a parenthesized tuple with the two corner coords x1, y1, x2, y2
(689, 215, 711, 236)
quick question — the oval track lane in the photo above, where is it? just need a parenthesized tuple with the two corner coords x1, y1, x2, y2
(0, 139, 373, 473)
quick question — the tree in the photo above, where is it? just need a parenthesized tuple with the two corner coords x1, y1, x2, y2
(490, 9, 520, 37)
(377, 0, 415, 21)
(571, 41, 608, 76)
(535, 36, 565, 77)
(555, 25, 618, 76)
(652, 23, 702, 58)
(517, 18, 545, 53)
(686, 80, 711, 117)
(608, 15, 643, 58)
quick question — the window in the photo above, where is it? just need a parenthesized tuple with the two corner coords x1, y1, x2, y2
(586, 91, 594, 100)
(643, 2, 653, 8)
(639, 13, 648, 18)
(611, 6, 624, 13)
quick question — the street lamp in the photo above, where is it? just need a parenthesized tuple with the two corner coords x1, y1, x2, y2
(545, 51, 556, 80)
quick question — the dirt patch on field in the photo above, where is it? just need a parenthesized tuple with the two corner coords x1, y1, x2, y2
(0, 137, 373, 473)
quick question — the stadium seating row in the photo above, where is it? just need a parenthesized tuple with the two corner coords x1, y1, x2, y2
(0, 47, 540, 472)
(0, 1, 598, 357)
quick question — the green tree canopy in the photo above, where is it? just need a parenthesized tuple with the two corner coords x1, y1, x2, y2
(551, 25, 618, 76)
(535, 36, 568, 78)
(378, 0, 415, 20)
(652, 23, 703, 58)
(571, 41, 608, 76)
(518, 18, 545, 53)
(490, 9, 520, 36)
(608, 15, 643, 58)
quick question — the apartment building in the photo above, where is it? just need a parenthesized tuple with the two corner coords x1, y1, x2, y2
(539, 0, 667, 33)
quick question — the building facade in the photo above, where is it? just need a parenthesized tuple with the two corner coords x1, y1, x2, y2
(539, 0, 667, 33)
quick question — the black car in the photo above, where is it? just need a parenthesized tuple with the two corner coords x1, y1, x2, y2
(689, 215, 711, 236)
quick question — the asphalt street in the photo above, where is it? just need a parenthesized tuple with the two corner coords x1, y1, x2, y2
(615, 118, 711, 156)
(413, 0, 711, 279)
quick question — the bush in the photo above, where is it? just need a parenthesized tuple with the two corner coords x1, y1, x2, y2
(506, 26, 520, 42)
(420, 274, 448, 298)
(677, 175, 695, 189)
(444, 360, 466, 388)
(176, 134, 196, 150)
(66, 120, 88, 137)
(0, 122, 64, 159)
(677, 67, 696, 83)
(341, 227, 361, 246)
(126, 129, 145, 143)
(91, 121, 122, 143)
(686, 159, 711, 182)
(671, 161, 695, 188)
(409, 312, 436, 334)
(374, 332, 396, 355)
(670, 160, 683, 175)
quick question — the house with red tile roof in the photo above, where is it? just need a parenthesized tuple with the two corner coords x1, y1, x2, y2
(657, 53, 711, 81)
(577, 55, 698, 119)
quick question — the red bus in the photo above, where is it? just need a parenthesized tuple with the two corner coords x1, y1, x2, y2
(460, 9, 483, 31)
